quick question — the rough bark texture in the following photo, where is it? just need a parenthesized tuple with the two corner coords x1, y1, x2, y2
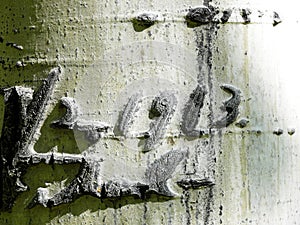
(0, 0, 299, 225)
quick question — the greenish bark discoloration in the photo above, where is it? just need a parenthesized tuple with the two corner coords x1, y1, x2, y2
(0, 0, 295, 224)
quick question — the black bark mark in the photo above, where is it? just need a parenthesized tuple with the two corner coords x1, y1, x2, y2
(181, 85, 207, 137)
(0, 67, 60, 211)
(145, 149, 187, 196)
(144, 92, 177, 152)
(212, 84, 241, 128)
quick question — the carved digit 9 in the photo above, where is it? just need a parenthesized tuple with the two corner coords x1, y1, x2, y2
(144, 92, 177, 152)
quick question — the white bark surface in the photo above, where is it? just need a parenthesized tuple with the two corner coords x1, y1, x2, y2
(0, 0, 300, 224)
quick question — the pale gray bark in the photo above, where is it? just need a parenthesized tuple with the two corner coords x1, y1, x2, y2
(0, 0, 299, 225)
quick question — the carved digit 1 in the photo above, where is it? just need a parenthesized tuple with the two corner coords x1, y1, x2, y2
(115, 93, 142, 137)
(144, 91, 177, 152)
(212, 84, 241, 128)
(180, 85, 207, 137)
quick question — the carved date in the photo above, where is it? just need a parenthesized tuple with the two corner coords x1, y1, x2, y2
(0, 71, 242, 210)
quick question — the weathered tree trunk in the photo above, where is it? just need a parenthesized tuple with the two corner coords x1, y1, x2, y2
(0, 0, 299, 224)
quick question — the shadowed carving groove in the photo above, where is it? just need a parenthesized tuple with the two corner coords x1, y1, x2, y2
(0, 68, 61, 211)
(29, 149, 186, 207)
(115, 93, 142, 137)
(145, 149, 187, 196)
(212, 84, 241, 128)
(144, 92, 177, 152)
(181, 85, 207, 137)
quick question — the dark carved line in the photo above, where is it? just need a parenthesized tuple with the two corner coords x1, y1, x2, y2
(16, 67, 61, 158)
(144, 92, 177, 152)
(0, 67, 61, 211)
(181, 85, 207, 137)
(212, 84, 241, 128)
(177, 178, 214, 190)
(145, 149, 187, 196)
(17, 152, 83, 165)
(29, 159, 90, 208)
(30, 149, 186, 207)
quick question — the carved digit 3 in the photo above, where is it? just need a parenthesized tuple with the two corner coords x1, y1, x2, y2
(212, 84, 241, 128)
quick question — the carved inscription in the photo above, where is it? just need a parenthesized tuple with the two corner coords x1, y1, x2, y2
(0, 2, 282, 213)
(0, 68, 61, 210)
(181, 85, 207, 137)
(212, 84, 241, 128)
(0, 66, 242, 210)
(144, 92, 177, 152)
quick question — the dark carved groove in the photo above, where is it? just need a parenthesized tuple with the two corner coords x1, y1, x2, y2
(145, 149, 187, 196)
(181, 85, 207, 137)
(177, 178, 214, 189)
(144, 92, 177, 152)
(0, 68, 61, 211)
(29, 149, 186, 207)
(212, 84, 241, 128)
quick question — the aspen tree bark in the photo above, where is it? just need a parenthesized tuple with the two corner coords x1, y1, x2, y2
(0, 0, 300, 225)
